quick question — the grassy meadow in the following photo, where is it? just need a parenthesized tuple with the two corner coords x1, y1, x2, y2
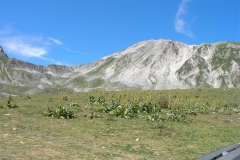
(0, 88, 240, 159)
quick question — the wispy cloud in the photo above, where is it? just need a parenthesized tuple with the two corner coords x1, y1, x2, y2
(1, 37, 47, 58)
(175, 0, 193, 38)
(47, 37, 63, 45)
(39, 56, 62, 65)
(62, 47, 89, 55)
(47, 37, 87, 55)
(0, 30, 61, 64)
(0, 28, 85, 65)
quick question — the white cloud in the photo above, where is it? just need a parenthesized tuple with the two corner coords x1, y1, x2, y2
(0, 28, 82, 65)
(175, 0, 194, 38)
(0, 36, 62, 64)
(48, 37, 63, 45)
(1, 37, 47, 58)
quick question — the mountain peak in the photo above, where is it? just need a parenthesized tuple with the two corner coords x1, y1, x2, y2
(0, 46, 9, 58)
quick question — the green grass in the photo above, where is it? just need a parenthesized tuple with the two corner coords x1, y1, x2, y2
(90, 78, 105, 88)
(68, 76, 88, 88)
(87, 57, 115, 76)
(0, 88, 240, 159)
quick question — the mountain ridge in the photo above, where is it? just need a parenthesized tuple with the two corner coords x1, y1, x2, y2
(0, 39, 240, 95)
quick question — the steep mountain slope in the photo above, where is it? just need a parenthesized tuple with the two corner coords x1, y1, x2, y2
(0, 39, 240, 94)
(0, 46, 75, 94)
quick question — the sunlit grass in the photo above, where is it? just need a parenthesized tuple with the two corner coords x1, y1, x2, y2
(0, 88, 240, 159)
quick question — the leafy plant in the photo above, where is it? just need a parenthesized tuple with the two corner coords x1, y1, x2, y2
(69, 102, 79, 108)
(45, 105, 75, 119)
(89, 95, 95, 105)
(5, 91, 19, 108)
(44, 92, 75, 119)
(86, 89, 240, 123)
(84, 112, 102, 119)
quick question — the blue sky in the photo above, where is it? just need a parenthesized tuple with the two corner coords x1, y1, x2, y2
(0, 0, 239, 66)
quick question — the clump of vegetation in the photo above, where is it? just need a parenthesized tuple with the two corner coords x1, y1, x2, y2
(44, 91, 75, 119)
(88, 91, 160, 120)
(27, 94, 31, 101)
(87, 90, 193, 122)
(45, 105, 75, 119)
(84, 111, 103, 119)
(86, 89, 240, 123)
(5, 91, 19, 108)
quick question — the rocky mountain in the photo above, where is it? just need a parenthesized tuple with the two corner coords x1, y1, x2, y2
(0, 39, 240, 95)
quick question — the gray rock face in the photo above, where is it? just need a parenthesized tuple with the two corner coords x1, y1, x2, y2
(0, 39, 240, 94)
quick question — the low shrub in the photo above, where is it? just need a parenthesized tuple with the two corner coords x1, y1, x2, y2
(44, 92, 75, 119)
(45, 105, 75, 119)
(5, 92, 19, 108)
